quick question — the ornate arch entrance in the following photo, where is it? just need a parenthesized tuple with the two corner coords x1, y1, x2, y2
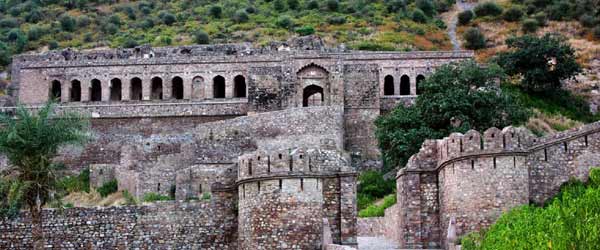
(296, 63, 329, 107)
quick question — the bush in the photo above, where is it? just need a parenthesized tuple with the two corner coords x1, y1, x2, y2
(59, 14, 76, 32)
(358, 170, 396, 199)
(96, 179, 118, 197)
(287, 0, 299, 10)
(521, 18, 539, 33)
(594, 26, 600, 40)
(276, 16, 294, 29)
(57, 168, 90, 194)
(306, 0, 319, 9)
(77, 15, 91, 28)
(462, 168, 600, 250)
(358, 194, 396, 217)
(201, 192, 211, 200)
(503, 7, 524, 22)
(328, 16, 346, 25)
(579, 14, 596, 28)
(194, 30, 209, 44)
(412, 9, 427, 23)
(273, 0, 287, 11)
(209, 5, 222, 18)
(463, 27, 486, 50)
(326, 0, 339, 11)
(416, 0, 436, 16)
(532, 12, 548, 26)
(123, 190, 137, 205)
(27, 26, 44, 41)
(386, 0, 407, 13)
(474, 2, 503, 17)
(458, 10, 474, 25)
(142, 192, 172, 202)
(295, 25, 315, 36)
(0, 18, 18, 28)
(232, 10, 249, 23)
(160, 12, 176, 25)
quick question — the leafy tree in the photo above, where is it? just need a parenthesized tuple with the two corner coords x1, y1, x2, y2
(463, 27, 486, 50)
(376, 60, 528, 169)
(295, 25, 315, 36)
(503, 6, 524, 22)
(0, 103, 89, 250)
(458, 10, 474, 25)
(494, 34, 582, 93)
(287, 0, 299, 10)
(326, 0, 339, 11)
(160, 11, 176, 25)
(306, 0, 319, 9)
(412, 8, 427, 23)
(273, 0, 287, 11)
(276, 16, 294, 29)
(194, 30, 209, 44)
(59, 14, 76, 32)
(474, 1, 503, 17)
(232, 10, 249, 23)
(386, 0, 407, 13)
(521, 18, 539, 33)
(209, 5, 222, 18)
(416, 0, 435, 16)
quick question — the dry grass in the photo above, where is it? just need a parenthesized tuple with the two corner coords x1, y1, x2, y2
(526, 109, 583, 136)
(61, 190, 127, 207)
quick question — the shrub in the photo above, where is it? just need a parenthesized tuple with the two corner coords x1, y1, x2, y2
(0, 18, 18, 28)
(412, 9, 427, 23)
(276, 16, 294, 29)
(435, 0, 450, 13)
(533, 12, 548, 26)
(503, 7, 524, 22)
(59, 14, 76, 32)
(232, 10, 249, 23)
(295, 25, 315, 36)
(463, 27, 486, 50)
(142, 192, 172, 202)
(27, 26, 44, 41)
(209, 5, 222, 18)
(593, 26, 600, 40)
(416, 0, 436, 16)
(57, 168, 90, 194)
(458, 10, 474, 25)
(328, 16, 346, 25)
(77, 15, 91, 27)
(108, 14, 121, 26)
(579, 14, 596, 28)
(160, 12, 176, 25)
(326, 0, 339, 11)
(521, 18, 539, 33)
(306, 0, 319, 9)
(273, 0, 287, 11)
(358, 194, 396, 217)
(386, 0, 407, 13)
(122, 38, 138, 48)
(201, 192, 211, 200)
(474, 2, 503, 17)
(287, 0, 299, 10)
(245, 6, 256, 14)
(96, 179, 118, 197)
(358, 171, 396, 199)
(122, 190, 137, 205)
(194, 30, 209, 44)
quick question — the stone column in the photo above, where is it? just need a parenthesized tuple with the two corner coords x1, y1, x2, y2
(122, 79, 130, 101)
(81, 79, 90, 102)
(142, 76, 151, 100)
(225, 75, 233, 98)
(101, 79, 110, 102)
(163, 76, 172, 100)
(61, 81, 69, 103)
(184, 77, 192, 100)
(340, 175, 358, 246)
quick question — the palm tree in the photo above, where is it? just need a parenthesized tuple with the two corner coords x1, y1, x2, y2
(0, 102, 89, 250)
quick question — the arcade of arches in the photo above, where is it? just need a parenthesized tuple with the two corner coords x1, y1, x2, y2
(382, 74, 426, 96)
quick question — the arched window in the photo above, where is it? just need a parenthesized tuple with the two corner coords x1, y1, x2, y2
(416, 74, 425, 95)
(171, 76, 184, 100)
(151, 77, 163, 100)
(49, 80, 61, 101)
(302, 85, 324, 107)
(130, 77, 142, 100)
(110, 78, 122, 101)
(70, 80, 81, 102)
(213, 75, 225, 98)
(90, 79, 102, 102)
(192, 76, 204, 100)
(400, 75, 410, 95)
(383, 75, 394, 96)
(233, 75, 246, 98)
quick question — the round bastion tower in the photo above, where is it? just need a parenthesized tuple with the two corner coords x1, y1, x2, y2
(237, 147, 357, 250)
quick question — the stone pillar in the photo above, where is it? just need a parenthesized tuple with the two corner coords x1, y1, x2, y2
(410, 73, 417, 95)
(340, 175, 358, 246)
(142, 76, 151, 100)
(394, 74, 400, 96)
(183, 77, 192, 100)
(61, 81, 69, 103)
(101, 79, 110, 102)
(164, 76, 172, 100)
(122, 79, 130, 101)
(225, 75, 233, 99)
(81, 79, 90, 102)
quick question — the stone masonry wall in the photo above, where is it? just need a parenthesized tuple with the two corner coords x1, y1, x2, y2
(0, 191, 237, 249)
(393, 121, 600, 249)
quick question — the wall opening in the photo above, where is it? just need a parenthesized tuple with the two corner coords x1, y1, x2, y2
(130, 77, 142, 100)
(213, 75, 225, 98)
(192, 76, 204, 100)
(110, 78, 122, 101)
(70, 80, 81, 102)
(416, 74, 425, 95)
(172, 76, 184, 99)
(90, 79, 102, 102)
(383, 75, 394, 96)
(233, 75, 246, 98)
(151, 77, 163, 100)
(400, 75, 410, 95)
(49, 80, 61, 101)
(302, 84, 324, 107)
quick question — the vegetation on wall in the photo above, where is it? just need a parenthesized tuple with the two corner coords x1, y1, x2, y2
(357, 170, 396, 211)
(0, 0, 456, 69)
(358, 193, 396, 217)
(376, 60, 530, 170)
(462, 168, 600, 250)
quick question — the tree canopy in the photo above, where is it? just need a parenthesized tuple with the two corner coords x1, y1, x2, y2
(376, 60, 529, 170)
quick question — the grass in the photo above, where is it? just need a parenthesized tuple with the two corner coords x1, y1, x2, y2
(96, 179, 118, 198)
(462, 168, 600, 250)
(358, 193, 397, 217)
(56, 168, 90, 194)
(142, 192, 173, 202)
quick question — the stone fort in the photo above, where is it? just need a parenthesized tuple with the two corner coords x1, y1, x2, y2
(4, 35, 597, 250)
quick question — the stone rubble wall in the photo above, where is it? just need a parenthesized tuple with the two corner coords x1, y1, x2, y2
(356, 204, 400, 242)
(0, 192, 237, 250)
(394, 121, 600, 249)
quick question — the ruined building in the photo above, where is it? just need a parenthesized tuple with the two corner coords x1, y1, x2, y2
(0, 36, 473, 249)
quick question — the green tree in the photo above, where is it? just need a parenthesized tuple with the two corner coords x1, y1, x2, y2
(474, 1, 503, 17)
(376, 60, 528, 169)
(494, 33, 582, 93)
(416, 0, 435, 16)
(59, 14, 76, 32)
(0, 103, 89, 249)
(412, 8, 427, 23)
(463, 27, 486, 50)
(209, 5, 222, 18)
(194, 30, 209, 44)
(458, 10, 474, 25)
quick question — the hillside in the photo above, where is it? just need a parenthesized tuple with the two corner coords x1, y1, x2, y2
(0, 0, 457, 69)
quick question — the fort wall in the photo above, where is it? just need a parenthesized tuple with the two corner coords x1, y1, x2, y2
(392, 121, 600, 249)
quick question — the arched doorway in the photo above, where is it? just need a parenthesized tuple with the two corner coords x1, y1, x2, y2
(151, 77, 163, 100)
(110, 78, 122, 101)
(213, 75, 225, 98)
(233, 75, 246, 98)
(400, 75, 410, 95)
(192, 76, 204, 100)
(302, 85, 324, 107)
(70, 80, 81, 102)
(383, 75, 394, 96)
(49, 80, 61, 101)
(90, 79, 102, 102)
(172, 76, 184, 99)
(416, 74, 425, 95)
(130, 77, 143, 100)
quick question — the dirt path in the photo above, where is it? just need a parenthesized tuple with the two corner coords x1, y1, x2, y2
(443, 1, 476, 50)
(358, 237, 400, 250)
